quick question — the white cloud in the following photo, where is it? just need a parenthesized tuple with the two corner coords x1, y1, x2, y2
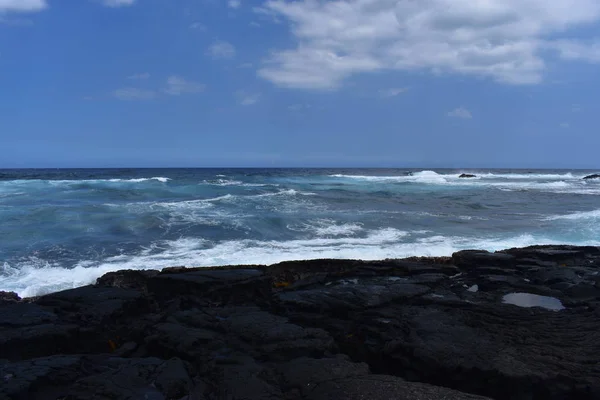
(379, 87, 408, 98)
(127, 72, 150, 80)
(0, 0, 46, 12)
(101, 0, 135, 7)
(113, 88, 157, 101)
(189, 22, 207, 31)
(228, 0, 241, 9)
(164, 76, 206, 95)
(257, 0, 600, 89)
(448, 107, 473, 119)
(207, 40, 236, 59)
(560, 122, 570, 128)
(236, 91, 261, 105)
(551, 40, 600, 63)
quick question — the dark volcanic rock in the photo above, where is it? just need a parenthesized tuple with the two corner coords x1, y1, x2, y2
(0, 291, 20, 304)
(583, 173, 600, 180)
(1, 245, 599, 400)
(307, 375, 490, 400)
(459, 173, 477, 178)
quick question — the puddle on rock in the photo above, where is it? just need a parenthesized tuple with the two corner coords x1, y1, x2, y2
(502, 292, 565, 311)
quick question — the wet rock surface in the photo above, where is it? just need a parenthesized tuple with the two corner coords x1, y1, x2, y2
(1, 245, 599, 399)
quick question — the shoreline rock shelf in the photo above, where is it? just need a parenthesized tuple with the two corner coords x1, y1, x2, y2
(1, 245, 599, 399)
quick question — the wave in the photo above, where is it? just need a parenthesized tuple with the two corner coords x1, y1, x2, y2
(545, 209, 600, 221)
(330, 170, 448, 184)
(4, 230, 600, 298)
(331, 171, 584, 183)
(201, 178, 273, 187)
(287, 219, 364, 236)
(328, 171, 600, 195)
(477, 173, 579, 180)
(1, 177, 171, 185)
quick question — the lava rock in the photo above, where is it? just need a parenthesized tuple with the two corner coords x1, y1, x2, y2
(1, 245, 599, 400)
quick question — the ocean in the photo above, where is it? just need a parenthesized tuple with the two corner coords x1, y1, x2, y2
(1, 168, 599, 297)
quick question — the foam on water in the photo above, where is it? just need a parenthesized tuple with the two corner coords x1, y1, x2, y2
(1, 177, 171, 186)
(4, 231, 599, 298)
(330, 170, 447, 184)
(329, 171, 600, 195)
(3, 168, 600, 298)
(287, 219, 364, 236)
(545, 209, 600, 221)
(477, 173, 578, 180)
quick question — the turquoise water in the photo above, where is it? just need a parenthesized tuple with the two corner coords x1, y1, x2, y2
(1, 168, 599, 297)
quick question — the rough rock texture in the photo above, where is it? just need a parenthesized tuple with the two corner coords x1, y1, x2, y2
(1, 245, 599, 400)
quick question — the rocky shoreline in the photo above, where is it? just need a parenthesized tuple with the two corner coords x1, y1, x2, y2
(1, 245, 599, 399)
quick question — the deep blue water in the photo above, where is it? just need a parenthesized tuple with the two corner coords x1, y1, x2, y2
(1, 168, 599, 297)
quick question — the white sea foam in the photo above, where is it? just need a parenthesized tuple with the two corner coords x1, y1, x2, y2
(545, 209, 600, 221)
(4, 231, 599, 298)
(477, 173, 579, 180)
(1, 177, 171, 185)
(328, 171, 600, 195)
(287, 219, 364, 236)
(330, 170, 447, 184)
(201, 178, 272, 187)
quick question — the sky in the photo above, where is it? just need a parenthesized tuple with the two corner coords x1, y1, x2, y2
(1, 0, 600, 168)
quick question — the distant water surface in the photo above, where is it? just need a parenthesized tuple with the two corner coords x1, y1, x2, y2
(1, 168, 599, 296)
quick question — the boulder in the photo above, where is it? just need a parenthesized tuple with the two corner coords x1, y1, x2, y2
(459, 173, 477, 178)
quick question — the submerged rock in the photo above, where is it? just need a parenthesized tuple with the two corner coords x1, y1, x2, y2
(1, 245, 599, 400)
(583, 173, 600, 180)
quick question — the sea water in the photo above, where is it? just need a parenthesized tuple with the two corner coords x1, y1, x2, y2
(1, 168, 599, 297)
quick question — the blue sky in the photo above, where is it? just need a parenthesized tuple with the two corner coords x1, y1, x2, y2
(1, 0, 600, 168)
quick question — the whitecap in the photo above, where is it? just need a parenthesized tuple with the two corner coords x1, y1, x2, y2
(5, 231, 600, 298)
(287, 219, 364, 236)
(545, 209, 600, 221)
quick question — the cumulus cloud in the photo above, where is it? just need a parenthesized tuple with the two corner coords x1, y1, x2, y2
(448, 107, 473, 119)
(207, 40, 236, 59)
(379, 87, 408, 98)
(228, 0, 241, 9)
(236, 91, 261, 105)
(102, 0, 135, 7)
(257, 0, 600, 89)
(113, 88, 157, 101)
(0, 0, 46, 12)
(551, 40, 600, 63)
(164, 76, 206, 95)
